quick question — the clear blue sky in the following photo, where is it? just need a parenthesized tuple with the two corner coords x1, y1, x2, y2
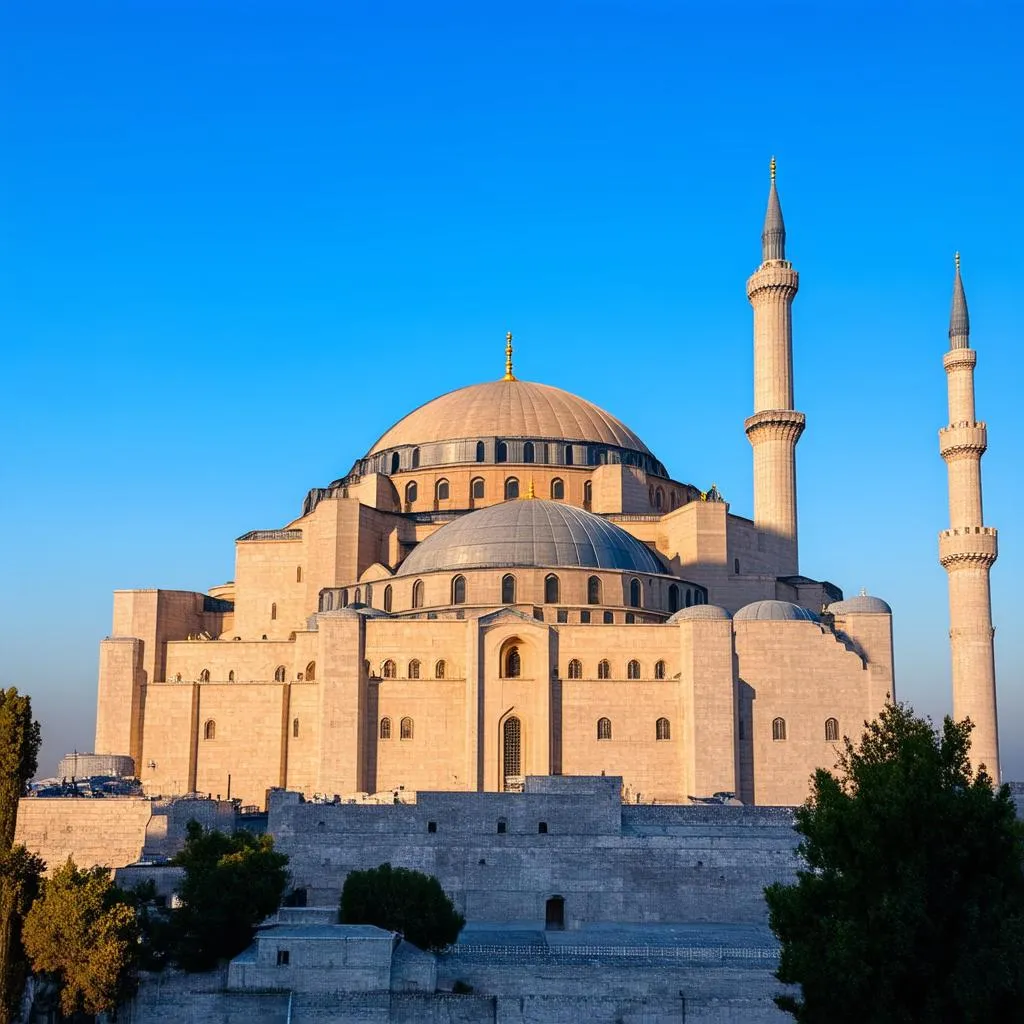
(1, 1, 1021, 780)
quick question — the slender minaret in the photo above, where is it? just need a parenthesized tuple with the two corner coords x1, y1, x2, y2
(939, 253, 1000, 780)
(745, 158, 805, 575)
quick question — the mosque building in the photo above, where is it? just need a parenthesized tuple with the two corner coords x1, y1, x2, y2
(91, 166, 999, 809)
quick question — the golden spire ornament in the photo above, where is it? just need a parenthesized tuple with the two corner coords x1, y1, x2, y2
(526, 478, 536, 499)
(503, 331, 516, 381)
(955, 250, 961, 272)
(770, 156, 776, 182)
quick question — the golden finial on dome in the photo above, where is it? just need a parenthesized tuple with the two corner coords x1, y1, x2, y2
(525, 478, 536, 499)
(955, 250, 961, 272)
(503, 331, 516, 381)
(770, 156, 776, 183)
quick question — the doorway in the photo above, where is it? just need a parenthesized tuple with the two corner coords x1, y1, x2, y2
(545, 895, 565, 931)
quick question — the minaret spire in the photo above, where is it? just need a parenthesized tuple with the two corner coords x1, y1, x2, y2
(762, 156, 786, 262)
(938, 253, 1000, 780)
(745, 158, 804, 575)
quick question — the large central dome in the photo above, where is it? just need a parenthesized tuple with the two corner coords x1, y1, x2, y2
(368, 379, 650, 456)
(397, 499, 666, 576)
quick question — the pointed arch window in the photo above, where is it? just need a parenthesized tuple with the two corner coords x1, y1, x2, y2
(597, 660, 610, 680)
(668, 584, 680, 613)
(435, 478, 450, 501)
(451, 575, 466, 605)
(475, 441, 486, 463)
(773, 717, 787, 741)
(408, 659, 421, 679)
(496, 441, 508, 463)
(523, 441, 535, 463)
(597, 717, 612, 741)
(199, 668, 210, 682)
(568, 659, 582, 679)
(656, 717, 671, 741)
(550, 478, 565, 500)
(405, 481, 418, 505)
(412, 579, 425, 609)
(503, 645, 522, 678)
(825, 717, 839, 742)
(384, 585, 393, 613)
(501, 574, 516, 604)
(400, 716, 414, 740)
(274, 665, 286, 682)
(587, 575, 601, 605)
(379, 717, 392, 740)
(382, 659, 396, 679)
(544, 574, 560, 604)
(435, 660, 446, 679)
(627, 660, 640, 680)
(504, 477, 519, 500)
(471, 477, 485, 500)
(654, 660, 666, 680)
(204, 720, 216, 740)
(629, 578, 642, 608)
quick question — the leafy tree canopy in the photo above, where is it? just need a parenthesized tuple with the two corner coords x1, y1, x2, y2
(765, 701, 1024, 1024)
(22, 858, 139, 1019)
(340, 862, 465, 951)
(0, 847, 44, 1024)
(0, 689, 40, 849)
(169, 821, 289, 971)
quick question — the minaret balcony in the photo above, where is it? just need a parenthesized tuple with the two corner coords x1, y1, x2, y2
(745, 409, 806, 445)
(939, 423, 987, 461)
(939, 527, 998, 570)
(746, 263, 799, 300)
(943, 348, 977, 373)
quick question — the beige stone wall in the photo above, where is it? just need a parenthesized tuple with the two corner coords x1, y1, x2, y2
(15, 798, 153, 874)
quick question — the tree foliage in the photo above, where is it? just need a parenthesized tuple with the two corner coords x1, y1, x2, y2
(22, 858, 139, 1019)
(0, 848, 43, 1024)
(340, 862, 465, 951)
(765, 701, 1024, 1023)
(0, 689, 41, 850)
(169, 821, 289, 971)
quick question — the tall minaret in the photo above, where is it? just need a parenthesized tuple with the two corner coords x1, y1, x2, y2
(938, 253, 1000, 780)
(745, 158, 805, 575)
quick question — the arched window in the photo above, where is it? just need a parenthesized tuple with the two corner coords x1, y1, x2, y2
(296, 566, 302, 583)
(411, 447, 420, 469)
(627, 660, 640, 679)
(597, 717, 612, 740)
(583, 479, 591, 507)
(324, 591, 334, 611)
(451, 575, 466, 605)
(496, 441, 508, 463)
(568, 659, 582, 679)
(629, 578, 642, 608)
(435, 660, 446, 679)
(405, 481, 418, 505)
(504, 477, 519, 500)
(655, 488, 663, 510)
(825, 718, 839, 742)
(597, 660, 611, 680)
(544, 574, 560, 603)
(773, 717, 787, 741)
(668, 584, 679, 613)
(271, 602, 277, 620)
(625, 612, 635, 624)
(550, 478, 565, 500)
(341, 589, 349, 608)
(436, 478, 450, 501)
(501, 574, 516, 604)
(504, 645, 521, 678)
(384, 585, 393, 613)
(274, 665, 286, 682)
(587, 576, 601, 605)
(204, 720, 216, 740)
(523, 441, 535, 463)
(292, 718, 300, 738)
(603, 611, 613, 624)
(400, 716, 414, 740)
(734, 558, 740, 575)
(379, 717, 392, 740)
(365, 584, 372, 606)
(199, 668, 210, 682)
(655, 660, 666, 680)
(408, 659, 421, 679)
(502, 716, 521, 789)
(471, 477, 485, 500)
(475, 441, 485, 463)
(695, 591, 705, 605)
(382, 659, 396, 679)
(671, 490, 678, 508)
(353, 587, 361, 604)
(564, 445, 574, 465)
(685, 588, 693, 608)
(580, 609, 591, 623)
(391, 452, 400, 474)
(228, 670, 235, 682)
(656, 717, 671, 741)
(412, 579, 424, 609)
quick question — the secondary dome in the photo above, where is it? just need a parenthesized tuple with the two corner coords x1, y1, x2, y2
(397, 499, 665, 576)
(734, 600, 820, 622)
(827, 595, 892, 615)
(368, 379, 651, 456)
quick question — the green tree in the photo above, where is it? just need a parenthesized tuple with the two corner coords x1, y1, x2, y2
(340, 863, 465, 951)
(22, 857, 140, 1019)
(169, 822, 289, 971)
(0, 688, 42, 1024)
(765, 701, 1024, 1023)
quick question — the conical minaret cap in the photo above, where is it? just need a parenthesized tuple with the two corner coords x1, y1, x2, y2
(761, 157, 786, 262)
(949, 252, 970, 349)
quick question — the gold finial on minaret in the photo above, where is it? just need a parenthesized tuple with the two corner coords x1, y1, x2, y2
(770, 156, 776, 182)
(526, 478, 535, 499)
(503, 331, 516, 381)
(955, 250, 961, 272)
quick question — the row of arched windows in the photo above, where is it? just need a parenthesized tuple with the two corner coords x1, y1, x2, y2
(596, 717, 671, 740)
(380, 659, 448, 680)
(647, 485, 682, 511)
(192, 662, 316, 684)
(771, 717, 840, 742)
(404, 477, 569, 506)
(204, 717, 302, 740)
(567, 659, 667, 680)
(379, 716, 414, 740)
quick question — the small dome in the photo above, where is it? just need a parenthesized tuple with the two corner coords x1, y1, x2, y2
(667, 605, 731, 622)
(827, 595, 892, 615)
(397, 499, 665, 576)
(368, 379, 651, 456)
(734, 600, 820, 622)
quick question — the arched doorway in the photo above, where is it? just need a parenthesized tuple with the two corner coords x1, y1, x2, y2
(502, 716, 522, 791)
(545, 895, 565, 930)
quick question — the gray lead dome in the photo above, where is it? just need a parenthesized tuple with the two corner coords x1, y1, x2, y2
(397, 499, 666, 576)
